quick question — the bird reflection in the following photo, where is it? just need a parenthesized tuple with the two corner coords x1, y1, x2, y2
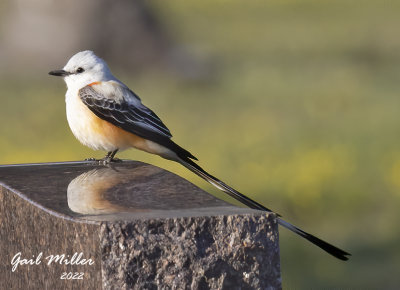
(67, 162, 226, 215)
(67, 166, 148, 214)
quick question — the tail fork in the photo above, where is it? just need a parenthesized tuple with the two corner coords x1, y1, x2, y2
(177, 157, 351, 261)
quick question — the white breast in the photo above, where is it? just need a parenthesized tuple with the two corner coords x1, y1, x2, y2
(65, 88, 119, 152)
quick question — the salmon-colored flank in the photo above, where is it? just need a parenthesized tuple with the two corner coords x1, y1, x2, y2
(76, 85, 166, 155)
(91, 113, 148, 149)
(88, 81, 101, 87)
(83, 104, 153, 152)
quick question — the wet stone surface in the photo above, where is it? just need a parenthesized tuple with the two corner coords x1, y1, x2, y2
(0, 161, 281, 289)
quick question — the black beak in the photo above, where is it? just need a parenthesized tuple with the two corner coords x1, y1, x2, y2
(48, 69, 70, 77)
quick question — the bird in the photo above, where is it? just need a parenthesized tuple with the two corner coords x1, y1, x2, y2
(49, 50, 351, 260)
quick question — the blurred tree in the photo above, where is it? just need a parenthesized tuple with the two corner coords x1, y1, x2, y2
(0, 0, 208, 78)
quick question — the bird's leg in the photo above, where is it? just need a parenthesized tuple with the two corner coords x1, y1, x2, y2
(101, 151, 113, 163)
(103, 151, 112, 160)
(109, 149, 120, 162)
(102, 149, 121, 163)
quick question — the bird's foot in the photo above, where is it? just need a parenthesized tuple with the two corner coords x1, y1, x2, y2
(99, 149, 120, 164)
(84, 158, 104, 165)
(84, 157, 97, 161)
(109, 157, 122, 163)
(84, 157, 120, 165)
(85, 150, 121, 165)
(100, 157, 122, 164)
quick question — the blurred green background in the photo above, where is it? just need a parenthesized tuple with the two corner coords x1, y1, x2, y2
(1, 0, 400, 288)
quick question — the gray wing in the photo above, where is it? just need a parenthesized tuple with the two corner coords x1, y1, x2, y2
(78, 85, 197, 160)
(80, 85, 172, 138)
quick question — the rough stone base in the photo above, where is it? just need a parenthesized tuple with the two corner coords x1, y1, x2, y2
(101, 215, 280, 290)
(0, 161, 281, 289)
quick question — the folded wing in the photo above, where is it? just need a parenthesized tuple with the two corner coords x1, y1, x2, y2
(79, 83, 197, 160)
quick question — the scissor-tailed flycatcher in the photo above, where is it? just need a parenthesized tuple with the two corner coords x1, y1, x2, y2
(49, 50, 350, 260)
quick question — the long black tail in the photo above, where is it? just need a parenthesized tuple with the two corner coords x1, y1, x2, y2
(178, 157, 351, 261)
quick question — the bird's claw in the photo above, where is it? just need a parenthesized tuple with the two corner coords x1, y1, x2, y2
(84, 157, 121, 165)
(99, 157, 118, 165)
(108, 157, 122, 163)
(84, 157, 123, 165)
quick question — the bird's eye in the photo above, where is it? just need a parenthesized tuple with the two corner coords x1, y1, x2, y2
(76, 67, 84, 73)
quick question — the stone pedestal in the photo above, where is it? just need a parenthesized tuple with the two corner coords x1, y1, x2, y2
(0, 161, 281, 289)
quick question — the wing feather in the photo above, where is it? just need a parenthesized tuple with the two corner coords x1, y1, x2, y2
(78, 84, 197, 160)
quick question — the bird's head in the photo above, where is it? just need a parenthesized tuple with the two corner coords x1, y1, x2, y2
(49, 50, 114, 89)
